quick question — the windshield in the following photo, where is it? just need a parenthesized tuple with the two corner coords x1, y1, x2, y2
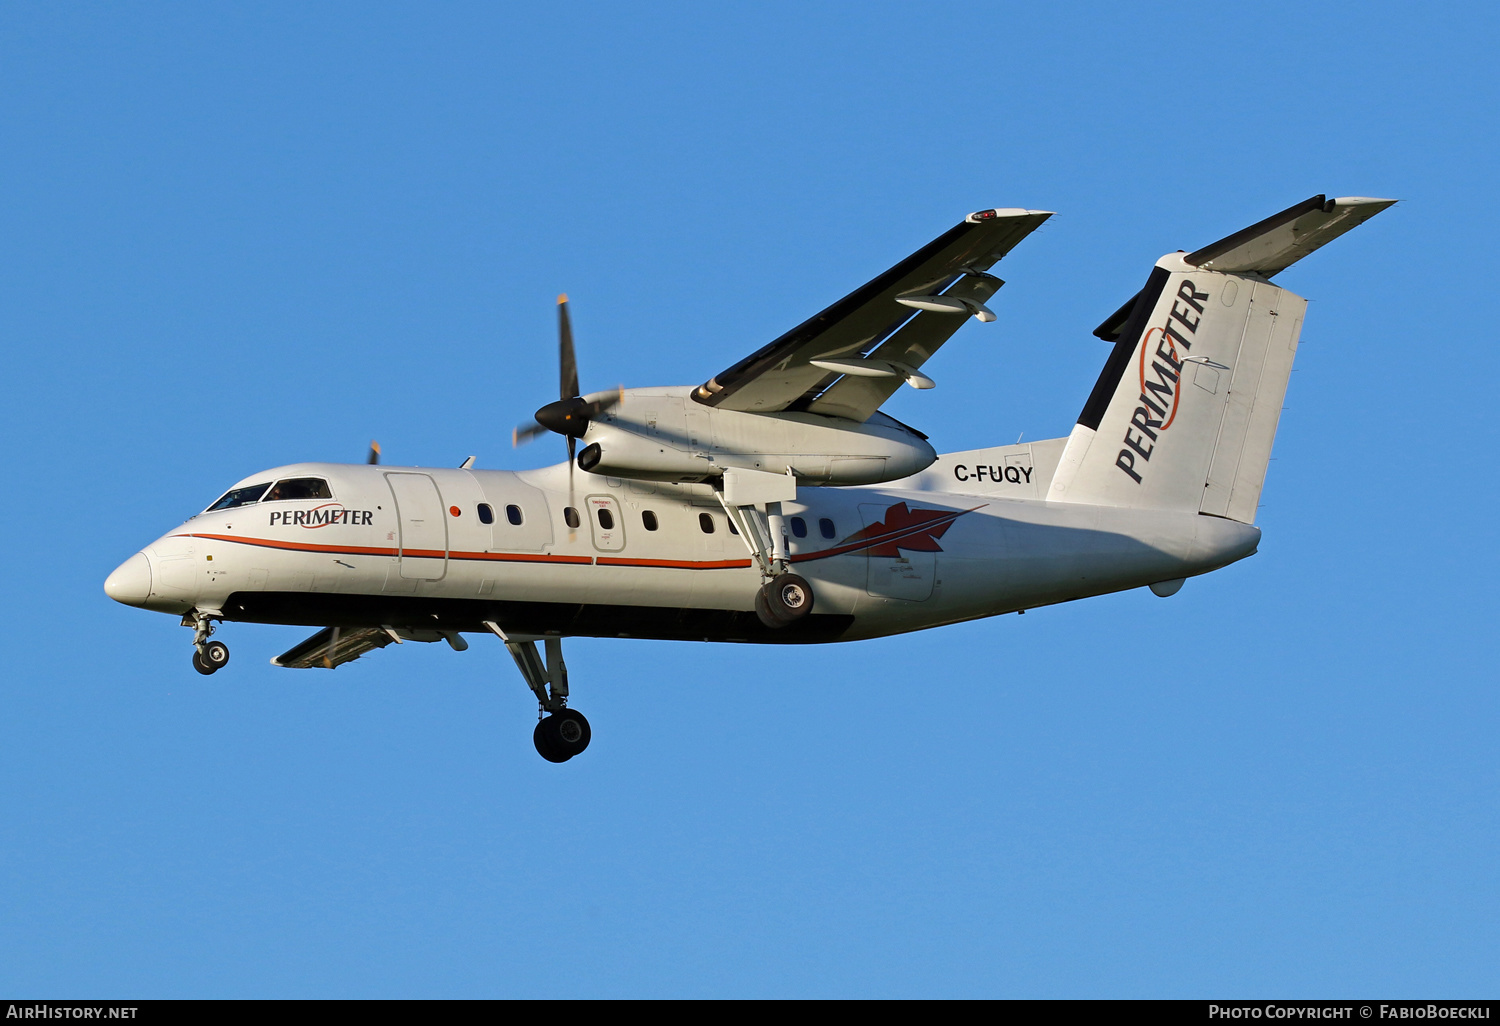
(206, 482, 271, 512)
(265, 478, 332, 501)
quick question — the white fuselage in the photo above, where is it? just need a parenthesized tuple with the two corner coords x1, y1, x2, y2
(109, 443, 1260, 645)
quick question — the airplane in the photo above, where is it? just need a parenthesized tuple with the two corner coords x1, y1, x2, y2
(104, 194, 1395, 763)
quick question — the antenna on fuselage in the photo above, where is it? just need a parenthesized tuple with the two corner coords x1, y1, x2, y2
(367, 441, 381, 466)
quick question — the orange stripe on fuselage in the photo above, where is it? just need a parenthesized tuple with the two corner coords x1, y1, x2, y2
(176, 504, 981, 571)
(179, 533, 752, 569)
(174, 532, 594, 565)
(595, 556, 754, 570)
(177, 532, 398, 557)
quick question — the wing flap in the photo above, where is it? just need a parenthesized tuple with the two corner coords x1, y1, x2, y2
(271, 626, 394, 669)
(805, 273, 1005, 420)
(695, 209, 1051, 415)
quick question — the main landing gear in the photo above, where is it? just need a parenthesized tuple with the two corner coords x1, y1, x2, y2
(185, 610, 230, 675)
(485, 622, 592, 763)
(714, 470, 816, 630)
(755, 573, 815, 628)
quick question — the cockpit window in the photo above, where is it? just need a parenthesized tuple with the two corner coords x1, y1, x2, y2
(206, 482, 271, 511)
(265, 478, 333, 501)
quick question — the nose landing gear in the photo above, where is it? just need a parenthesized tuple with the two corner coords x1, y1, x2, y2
(191, 641, 230, 675)
(185, 610, 229, 675)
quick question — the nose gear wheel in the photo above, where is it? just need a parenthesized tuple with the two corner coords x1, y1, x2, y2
(185, 610, 229, 675)
(201, 640, 229, 669)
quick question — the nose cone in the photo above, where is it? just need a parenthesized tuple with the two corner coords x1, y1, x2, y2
(104, 552, 152, 607)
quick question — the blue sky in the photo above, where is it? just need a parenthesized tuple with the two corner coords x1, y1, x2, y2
(2, 2, 1496, 997)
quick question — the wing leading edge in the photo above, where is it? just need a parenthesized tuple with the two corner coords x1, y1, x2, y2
(694, 208, 1052, 421)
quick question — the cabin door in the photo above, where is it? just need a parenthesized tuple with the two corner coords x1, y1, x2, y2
(385, 472, 449, 580)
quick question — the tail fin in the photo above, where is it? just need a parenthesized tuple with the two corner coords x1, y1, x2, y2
(1047, 195, 1394, 522)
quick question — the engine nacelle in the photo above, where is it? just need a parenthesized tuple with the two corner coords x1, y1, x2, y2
(573, 388, 936, 486)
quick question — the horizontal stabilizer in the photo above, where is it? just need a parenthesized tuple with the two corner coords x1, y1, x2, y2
(1185, 195, 1396, 277)
(1095, 194, 1396, 343)
(272, 625, 394, 669)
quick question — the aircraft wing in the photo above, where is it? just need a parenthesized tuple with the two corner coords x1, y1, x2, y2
(693, 208, 1053, 421)
(271, 626, 394, 669)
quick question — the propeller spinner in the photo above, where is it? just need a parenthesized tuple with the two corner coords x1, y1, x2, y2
(513, 295, 622, 457)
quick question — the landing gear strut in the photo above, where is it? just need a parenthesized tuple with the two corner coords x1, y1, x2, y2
(485, 622, 592, 763)
(185, 610, 230, 675)
(715, 469, 815, 630)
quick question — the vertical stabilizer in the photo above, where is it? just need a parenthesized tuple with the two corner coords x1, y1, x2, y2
(1047, 195, 1394, 523)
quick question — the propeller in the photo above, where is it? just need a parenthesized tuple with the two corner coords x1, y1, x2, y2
(512, 294, 623, 528)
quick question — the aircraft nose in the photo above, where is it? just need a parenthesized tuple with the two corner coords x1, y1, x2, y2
(104, 552, 152, 607)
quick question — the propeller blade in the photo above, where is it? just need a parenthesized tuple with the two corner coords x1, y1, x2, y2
(512, 421, 550, 447)
(513, 294, 602, 510)
(367, 441, 381, 465)
(566, 435, 577, 537)
(558, 294, 579, 401)
(576, 387, 624, 419)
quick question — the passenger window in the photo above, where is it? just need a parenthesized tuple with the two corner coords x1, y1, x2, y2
(698, 512, 715, 534)
(265, 478, 332, 502)
(507, 504, 523, 526)
(598, 508, 615, 530)
(790, 516, 807, 538)
(564, 507, 581, 529)
(207, 482, 271, 512)
(478, 504, 495, 525)
(728, 519, 739, 535)
(642, 510, 658, 531)
(819, 517, 836, 539)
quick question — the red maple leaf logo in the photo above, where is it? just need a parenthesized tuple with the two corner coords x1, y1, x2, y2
(839, 502, 965, 558)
